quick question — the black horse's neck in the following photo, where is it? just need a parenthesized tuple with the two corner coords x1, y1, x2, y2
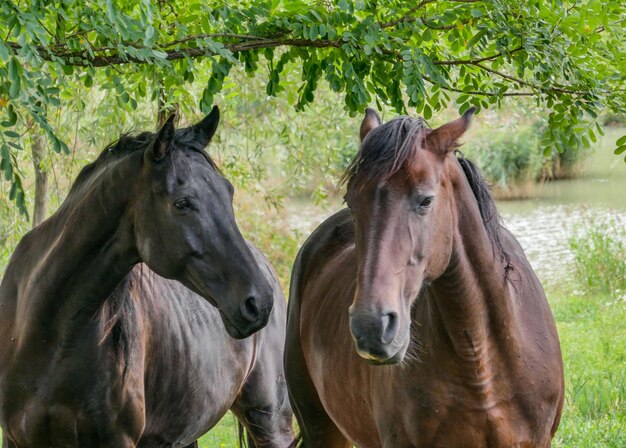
(9, 151, 143, 345)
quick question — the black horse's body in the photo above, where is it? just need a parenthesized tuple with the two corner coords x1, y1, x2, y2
(0, 109, 293, 447)
(1, 262, 291, 448)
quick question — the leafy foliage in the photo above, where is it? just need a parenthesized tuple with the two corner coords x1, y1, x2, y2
(0, 0, 625, 211)
(569, 218, 626, 298)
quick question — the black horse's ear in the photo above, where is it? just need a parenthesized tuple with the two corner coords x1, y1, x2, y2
(151, 114, 176, 162)
(426, 107, 476, 155)
(191, 105, 220, 148)
(360, 108, 382, 142)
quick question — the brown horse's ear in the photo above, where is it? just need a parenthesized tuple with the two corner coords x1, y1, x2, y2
(191, 105, 220, 148)
(150, 113, 176, 162)
(426, 107, 476, 155)
(360, 108, 382, 142)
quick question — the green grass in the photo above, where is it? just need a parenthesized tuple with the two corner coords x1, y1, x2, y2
(197, 416, 239, 447)
(551, 293, 626, 447)
(569, 218, 626, 298)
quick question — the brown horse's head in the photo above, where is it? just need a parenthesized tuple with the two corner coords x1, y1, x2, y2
(132, 107, 273, 339)
(345, 108, 475, 364)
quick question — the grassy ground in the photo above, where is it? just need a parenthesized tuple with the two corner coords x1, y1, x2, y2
(197, 416, 239, 447)
(551, 293, 626, 447)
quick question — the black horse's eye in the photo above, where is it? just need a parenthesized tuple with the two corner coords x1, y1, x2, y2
(420, 197, 433, 208)
(173, 198, 191, 210)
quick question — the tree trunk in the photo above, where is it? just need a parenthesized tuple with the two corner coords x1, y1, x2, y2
(31, 134, 47, 228)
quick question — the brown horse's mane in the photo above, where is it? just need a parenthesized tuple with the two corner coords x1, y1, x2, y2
(342, 115, 511, 268)
(455, 153, 512, 269)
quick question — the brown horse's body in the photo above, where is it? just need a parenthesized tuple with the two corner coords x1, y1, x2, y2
(285, 110, 564, 447)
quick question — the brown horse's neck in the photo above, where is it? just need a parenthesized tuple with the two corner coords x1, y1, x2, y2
(9, 152, 142, 346)
(428, 165, 516, 363)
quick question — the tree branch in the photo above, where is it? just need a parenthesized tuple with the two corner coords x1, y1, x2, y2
(380, 0, 437, 29)
(4, 37, 596, 98)
(435, 46, 524, 65)
(472, 62, 592, 95)
(419, 75, 534, 97)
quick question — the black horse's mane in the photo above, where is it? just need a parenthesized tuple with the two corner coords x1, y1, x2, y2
(342, 115, 510, 267)
(69, 126, 219, 197)
(100, 271, 140, 381)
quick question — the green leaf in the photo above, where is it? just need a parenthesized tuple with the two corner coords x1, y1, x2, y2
(614, 145, 626, 155)
(152, 50, 168, 59)
(617, 135, 626, 147)
(0, 42, 9, 62)
(8, 58, 20, 98)
(423, 104, 432, 120)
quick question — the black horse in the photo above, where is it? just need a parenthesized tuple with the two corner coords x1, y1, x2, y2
(0, 107, 293, 447)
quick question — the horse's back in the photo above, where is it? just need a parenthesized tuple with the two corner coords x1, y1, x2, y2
(500, 227, 563, 349)
(289, 208, 353, 308)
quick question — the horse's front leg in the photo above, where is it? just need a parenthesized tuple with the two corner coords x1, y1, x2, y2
(230, 368, 295, 448)
(230, 335, 295, 448)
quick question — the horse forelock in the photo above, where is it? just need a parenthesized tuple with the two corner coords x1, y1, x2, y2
(342, 116, 428, 196)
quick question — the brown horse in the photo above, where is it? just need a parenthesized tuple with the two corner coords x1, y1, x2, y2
(285, 109, 564, 447)
(0, 107, 293, 447)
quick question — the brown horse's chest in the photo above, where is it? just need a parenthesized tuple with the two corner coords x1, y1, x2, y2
(318, 368, 551, 447)
(307, 330, 558, 448)
(375, 379, 545, 447)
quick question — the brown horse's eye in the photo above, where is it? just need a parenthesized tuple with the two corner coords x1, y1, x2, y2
(412, 195, 434, 214)
(420, 197, 432, 208)
(173, 198, 191, 210)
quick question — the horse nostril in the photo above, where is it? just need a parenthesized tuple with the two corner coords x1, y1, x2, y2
(381, 312, 398, 345)
(240, 296, 260, 323)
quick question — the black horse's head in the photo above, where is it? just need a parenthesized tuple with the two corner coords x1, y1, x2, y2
(133, 107, 273, 338)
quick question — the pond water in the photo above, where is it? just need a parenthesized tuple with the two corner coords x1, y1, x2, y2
(286, 128, 626, 286)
